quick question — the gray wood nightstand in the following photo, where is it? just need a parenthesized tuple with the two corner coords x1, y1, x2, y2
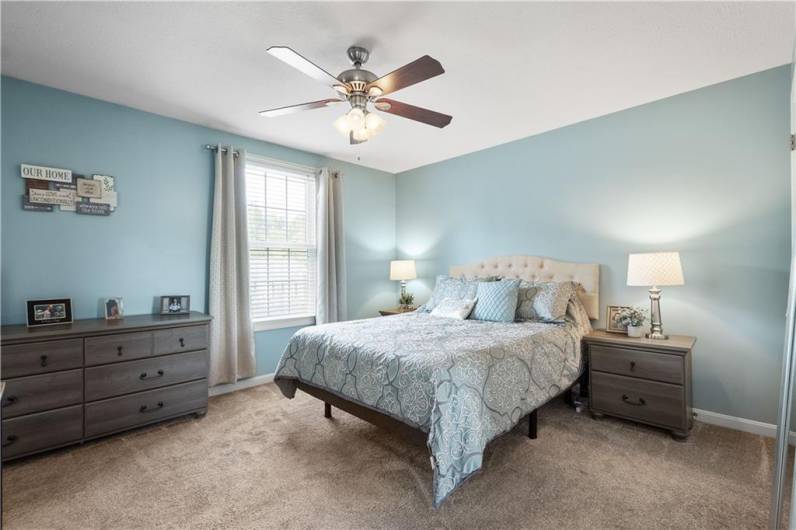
(583, 330, 696, 440)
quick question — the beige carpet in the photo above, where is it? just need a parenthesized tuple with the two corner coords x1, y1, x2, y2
(2, 383, 784, 529)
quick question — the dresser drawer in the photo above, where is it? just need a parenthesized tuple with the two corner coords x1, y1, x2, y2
(590, 344, 683, 384)
(85, 331, 153, 366)
(85, 350, 208, 401)
(2, 369, 83, 418)
(85, 380, 207, 438)
(2, 405, 83, 459)
(153, 325, 208, 355)
(591, 372, 686, 431)
(2, 339, 83, 378)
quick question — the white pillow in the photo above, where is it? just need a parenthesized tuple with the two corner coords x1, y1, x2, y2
(430, 297, 477, 320)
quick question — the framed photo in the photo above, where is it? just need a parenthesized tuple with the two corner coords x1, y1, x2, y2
(606, 305, 631, 334)
(26, 298, 73, 327)
(160, 295, 190, 315)
(104, 297, 124, 320)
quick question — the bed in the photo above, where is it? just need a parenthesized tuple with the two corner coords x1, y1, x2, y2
(274, 255, 599, 506)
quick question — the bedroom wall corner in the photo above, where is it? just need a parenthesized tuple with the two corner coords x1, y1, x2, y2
(394, 65, 792, 424)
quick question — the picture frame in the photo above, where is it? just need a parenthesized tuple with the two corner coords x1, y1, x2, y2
(104, 297, 124, 320)
(160, 295, 190, 315)
(606, 305, 631, 334)
(26, 298, 73, 327)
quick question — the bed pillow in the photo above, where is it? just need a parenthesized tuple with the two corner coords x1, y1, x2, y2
(430, 298, 477, 320)
(516, 280, 578, 321)
(471, 279, 521, 322)
(421, 275, 479, 312)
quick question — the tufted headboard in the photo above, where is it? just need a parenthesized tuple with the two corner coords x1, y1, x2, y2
(449, 255, 600, 320)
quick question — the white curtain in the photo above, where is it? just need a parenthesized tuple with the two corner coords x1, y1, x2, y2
(208, 146, 256, 385)
(316, 168, 347, 324)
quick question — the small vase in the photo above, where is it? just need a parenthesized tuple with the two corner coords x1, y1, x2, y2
(627, 325, 643, 338)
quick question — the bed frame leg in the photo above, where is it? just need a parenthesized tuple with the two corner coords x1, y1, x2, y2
(528, 409, 538, 439)
(324, 402, 332, 419)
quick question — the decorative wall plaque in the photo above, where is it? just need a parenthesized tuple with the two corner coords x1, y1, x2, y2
(20, 163, 117, 216)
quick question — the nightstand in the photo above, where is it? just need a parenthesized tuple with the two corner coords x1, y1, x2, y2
(378, 306, 417, 316)
(583, 330, 696, 440)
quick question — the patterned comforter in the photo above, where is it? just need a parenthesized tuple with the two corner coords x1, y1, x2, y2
(274, 310, 589, 506)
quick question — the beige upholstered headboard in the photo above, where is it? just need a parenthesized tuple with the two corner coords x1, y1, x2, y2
(450, 255, 600, 320)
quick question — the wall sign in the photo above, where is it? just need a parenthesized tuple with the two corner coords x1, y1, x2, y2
(19, 163, 117, 216)
(20, 164, 72, 183)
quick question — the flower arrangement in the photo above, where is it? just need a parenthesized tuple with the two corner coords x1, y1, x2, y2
(614, 306, 648, 328)
(399, 291, 415, 308)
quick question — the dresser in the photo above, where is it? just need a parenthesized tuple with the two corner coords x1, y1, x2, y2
(583, 330, 696, 440)
(1, 312, 211, 461)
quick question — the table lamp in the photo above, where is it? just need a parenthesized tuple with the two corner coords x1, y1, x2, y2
(390, 260, 417, 307)
(626, 252, 684, 340)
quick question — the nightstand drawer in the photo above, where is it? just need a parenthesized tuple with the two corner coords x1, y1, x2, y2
(590, 344, 683, 384)
(591, 372, 686, 430)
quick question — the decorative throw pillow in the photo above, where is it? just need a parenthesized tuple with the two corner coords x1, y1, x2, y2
(516, 280, 578, 321)
(430, 298, 477, 320)
(471, 279, 521, 322)
(422, 275, 479, 312)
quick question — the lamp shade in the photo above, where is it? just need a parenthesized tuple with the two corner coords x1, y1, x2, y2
(390, 260, 417, 281)
(627, 252, 684, 287)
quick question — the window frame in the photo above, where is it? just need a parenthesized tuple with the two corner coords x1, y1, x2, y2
(245, 153, 319, 331)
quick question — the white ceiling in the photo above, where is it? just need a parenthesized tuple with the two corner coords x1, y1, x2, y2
(2, 2, 793, 174)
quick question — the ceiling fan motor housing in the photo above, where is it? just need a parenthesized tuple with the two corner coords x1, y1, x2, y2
(338, 49, 378, 110)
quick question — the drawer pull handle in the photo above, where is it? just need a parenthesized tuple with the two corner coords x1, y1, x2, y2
(139, 369, 165, 380)
(621, 394, 646, 407)
(139, 401, 165, 413)
(2, 435, 18, 448)
(40, 354, 48, 367)
(117, 346, 124, 356)
(2, 396, 18, 408)
(629, 361, 636, 371)
(179, 338, 185, 347)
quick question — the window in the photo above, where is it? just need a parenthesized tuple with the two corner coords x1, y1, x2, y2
(245, 155, 317, 330)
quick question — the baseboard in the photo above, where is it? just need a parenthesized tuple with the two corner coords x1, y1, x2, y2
(693, 408, 796, 443)
(209, 373, 274, 397)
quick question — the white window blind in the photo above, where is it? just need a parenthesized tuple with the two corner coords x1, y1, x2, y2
(246, 156, 317, 322)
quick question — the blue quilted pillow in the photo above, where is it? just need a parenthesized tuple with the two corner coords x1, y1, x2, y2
(471, 279, 521, 322)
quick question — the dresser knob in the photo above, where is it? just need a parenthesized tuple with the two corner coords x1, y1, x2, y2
(40, 354, 48, 367)
(179, 338, 185, 347)
(2, 396, 18, 408)
(139, 401, 165, 413)
(629, 361, 636, 371)
(621, 394, 646, 407)
(117, 345, 124, 356)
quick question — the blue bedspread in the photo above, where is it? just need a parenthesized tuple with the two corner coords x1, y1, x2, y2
(274, 309, 589, 506)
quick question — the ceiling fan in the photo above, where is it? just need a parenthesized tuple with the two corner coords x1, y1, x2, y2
(259, 46, 452, 145)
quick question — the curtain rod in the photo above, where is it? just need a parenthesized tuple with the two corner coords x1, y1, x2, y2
(204, 144, 239, 157)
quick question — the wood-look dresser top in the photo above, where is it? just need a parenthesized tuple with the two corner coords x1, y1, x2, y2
(1, 312, 212, 345)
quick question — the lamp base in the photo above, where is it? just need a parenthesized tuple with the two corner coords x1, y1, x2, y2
(647, 286, 669, 340)
(647, 331, 669, 340)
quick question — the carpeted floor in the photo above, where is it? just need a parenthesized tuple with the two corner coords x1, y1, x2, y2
(2, 383, 786, 529)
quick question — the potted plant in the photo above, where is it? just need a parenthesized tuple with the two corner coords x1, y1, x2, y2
(399, 291, 415, 309)
(614, 306, 648, 338)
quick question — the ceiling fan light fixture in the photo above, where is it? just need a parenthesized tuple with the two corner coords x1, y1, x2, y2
(365, 112, 385, 134)
(367, 86, 384, 98)
(352, 127, 370, 142)
(333, 114, 352, 136)
(333, 84, 350, 96)
(345, 108, 365, 129)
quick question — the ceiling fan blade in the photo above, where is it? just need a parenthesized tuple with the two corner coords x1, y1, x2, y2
(367, 55, 444, 96)
(267, 46, 342, 88)
(259, 99, 341, 118)
(374, 98, 452, 128)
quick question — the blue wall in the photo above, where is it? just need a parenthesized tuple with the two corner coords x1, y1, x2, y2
(396, 66, 791, 423)
(1, 76, 397, 375)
